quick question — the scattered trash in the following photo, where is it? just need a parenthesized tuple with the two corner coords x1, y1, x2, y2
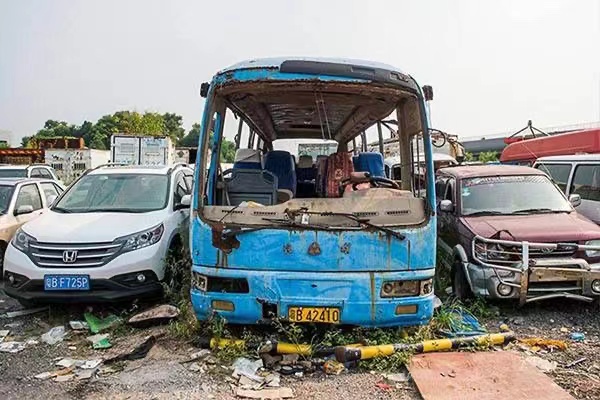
(438, 307, 486, 337)
(104, 335, 156, 364)
(184, 349, 211, 363)
(188, 362, 202, 372)
(235, 387, 294, 399)
(280, 353, 300, 365)
(75, 369, 95, 380)
(570, 332, 585, 342)
(239, 375, 263, 390)
(69, 321, 89, 331)
(81, 359, 102, 369)
(323, 360, 345, 375)
(560, 327, 569, 333)
(433, 296, 443, 309)
(2, 306, 48, 318)
(0, 329, 9, 343)
(384, 372, 409, 383)
(0, 341, 25, 353)
(510, 317, 525, 325)
(5, 322, 22, 329)
(565, 357, 587, 368)
(232, 357, 264, 382)
(84, 312, 121, 334)
(499, 323, 510, 332)
(265, 373, 281, 387)
(375, 382, 392, 391)
(87, 333, 112, 349)
(68, 346, 77, 350)
(34, 371, 54, 380)
(261, 353, 283, 368)
(41, 326, 67, 345)
(56, 358, 79, 368)
(519, 338, 567, 351)
(54, 374, 75, 382)
(525, 355, 557, 372)
(127, 304, 180, 328)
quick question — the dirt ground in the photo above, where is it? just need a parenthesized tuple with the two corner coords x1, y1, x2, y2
(1, 285, 599, 400)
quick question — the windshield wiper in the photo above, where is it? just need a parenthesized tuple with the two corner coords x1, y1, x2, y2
(51, 206, 73, 214)
(79, 208, 150, 213)
(511, 208, 570, 215)
(464, 211, 509, 216)
(221, 217, 330, 238)
(316, 211, 406, 241)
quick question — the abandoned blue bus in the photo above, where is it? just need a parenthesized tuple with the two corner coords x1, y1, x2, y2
(190, 57, 437, 327)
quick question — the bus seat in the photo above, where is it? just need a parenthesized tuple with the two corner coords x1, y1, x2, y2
(224, 169, 278, 206)
(233, 149, 262, 170)
(325, 152, 354, 198)
(315, 155, 328, 197)
(296, 155, 316, 198)
(352, 155, 360, 171)
(264, 150, 297, 196)
(354, 152, 386, 177)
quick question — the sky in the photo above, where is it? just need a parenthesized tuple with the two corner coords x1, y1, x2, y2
(1, 0, 599, 148)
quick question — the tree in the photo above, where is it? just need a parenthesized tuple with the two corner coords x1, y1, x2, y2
(178, 123, 236, 163)
(163, 113, 185, 140)
(463, 152, 475, 162)
(478, 151, 499, 163)
(178, 123, 201, 147)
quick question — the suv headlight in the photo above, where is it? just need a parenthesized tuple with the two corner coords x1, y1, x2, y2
(118, 224, 164, 253)
(585, 240, 600, 258)
(11, 228, 35, 253)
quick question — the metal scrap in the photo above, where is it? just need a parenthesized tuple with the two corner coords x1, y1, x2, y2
(2, 306, 48, 318)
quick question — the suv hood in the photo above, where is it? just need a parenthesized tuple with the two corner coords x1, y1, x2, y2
(22, 210, 165, 243)
(462, 212, 600, 242)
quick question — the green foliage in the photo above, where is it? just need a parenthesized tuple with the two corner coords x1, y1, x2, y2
(463, 152, 475, 162)
(178, 123, 201, 147)
(178, 122, 236, 163)
(478, 151, 499, 163)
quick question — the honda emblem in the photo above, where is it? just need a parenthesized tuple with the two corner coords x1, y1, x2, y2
(62, 250, 78, 264)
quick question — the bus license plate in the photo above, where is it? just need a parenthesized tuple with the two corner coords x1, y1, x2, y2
(44, 275, 90, 291)
(288, 307, 340, 324)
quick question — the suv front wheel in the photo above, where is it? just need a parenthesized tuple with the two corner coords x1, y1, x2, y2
(452, 259, 473, 300)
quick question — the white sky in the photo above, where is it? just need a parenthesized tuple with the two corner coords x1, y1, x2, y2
(1, 0, 599, 149)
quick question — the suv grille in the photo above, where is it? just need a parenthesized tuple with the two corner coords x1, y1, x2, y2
(29, 242, 123, 268)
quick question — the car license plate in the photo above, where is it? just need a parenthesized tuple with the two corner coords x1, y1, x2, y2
(44, 275, 90, 291)
(288, 307, 340, 324)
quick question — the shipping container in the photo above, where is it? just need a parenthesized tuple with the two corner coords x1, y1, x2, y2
(45, 148, 110, 184)
(110, 135, 175, 166)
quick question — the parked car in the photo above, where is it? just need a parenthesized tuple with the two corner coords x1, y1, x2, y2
(533, 154, 600, 225)
(2, 164, 193, 306)
(435, 165, 600, 305)
(0, 178, 65, 276)
(0, 164, 62, 184)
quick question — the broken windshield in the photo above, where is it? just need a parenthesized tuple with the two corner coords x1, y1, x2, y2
(461, 175, 572, 216)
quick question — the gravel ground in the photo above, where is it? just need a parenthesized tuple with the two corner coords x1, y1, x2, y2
(2, 286, 599, 400)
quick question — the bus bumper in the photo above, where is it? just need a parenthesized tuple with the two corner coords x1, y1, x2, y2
(190, 266, 435, 328)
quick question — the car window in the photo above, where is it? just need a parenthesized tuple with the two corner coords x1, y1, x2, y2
(570, 164, 600, 201)
(184, 173, 194, 192)
(174, 173, 189, 205)
(444, 179, 455, 202)
(535, 163, 571, 193)
(15, 184, 43, 211)
(40, 182, 60, 204)
(40, 168, 53, 179)
(0, 169, 27, 178)
(434, 177, 447, 200)
(30, 168, 44, 178)
(0, 185, 15, 214)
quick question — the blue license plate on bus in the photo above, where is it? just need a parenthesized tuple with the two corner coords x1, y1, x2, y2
(44, 275, 90, 291)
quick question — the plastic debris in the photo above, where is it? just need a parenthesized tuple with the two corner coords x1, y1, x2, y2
(34, 371, 54, 380)
(104, 335, 156, 364)
(69, 321, 89, 331)
(232, 357, 264, 382)
(0, 329, 9, 343)
(499, 324, 510, 332)
(2, 306, 48, 318)
(570, 332, 585, 342)
(433, 296, 443, 309)
(75, 369, 95, 380)
(525, 355, 557, 372)
(0, 341, 26, 353)
(235, 387, 294, 399)
(188, 362, 202, 372)
(323, 360, 345, 375)
(560, 327, 569, 333)
(439, 307, 486, 337)
(127, 304, 180, 328)
(41, 326, 67, 345)
(87, 334, 112, 349)
(384, 372, 409, 383)
(54, 374, 75, 382)
(375, 382, 392, 390)
(265, 373, 281, 387)
(84, 312, 122, 334)
(519, 338, 567, 351)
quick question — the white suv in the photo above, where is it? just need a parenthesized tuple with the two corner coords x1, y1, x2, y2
(3, 164, 193, 305)
(0, 164, 61, 183)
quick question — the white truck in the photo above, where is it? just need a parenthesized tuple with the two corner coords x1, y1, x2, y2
(110, 135, 175, 166)
(45, 148, 110, 185)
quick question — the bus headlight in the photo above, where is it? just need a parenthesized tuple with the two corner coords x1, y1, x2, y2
(585, 240, 600, 258)
(192, 273, 207, 291)
(381, 279, 432, 298)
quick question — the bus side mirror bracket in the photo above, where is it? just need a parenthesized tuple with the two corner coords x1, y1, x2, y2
(422, 85, 433, 101)
(200, 82, 210, 98)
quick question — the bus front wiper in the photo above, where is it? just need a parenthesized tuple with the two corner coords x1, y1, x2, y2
(511, 208, 570, 215)
(220, 218, 331, 238)
(317, 211, 406, 241)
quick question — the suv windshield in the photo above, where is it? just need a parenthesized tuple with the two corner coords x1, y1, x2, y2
(0, 169, 27, 178)
(461, 175, 572, 216)
(0, 185, 14, 214)
(54, 173, 169, 213)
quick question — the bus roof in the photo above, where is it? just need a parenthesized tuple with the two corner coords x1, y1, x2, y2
(500, 128, 600, 163)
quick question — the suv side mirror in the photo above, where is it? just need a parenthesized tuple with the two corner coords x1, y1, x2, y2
(439, 199, 454, 213)
(569, 194, 582, 208)
(175, 194, 191, 210)
(15, 205, 34, 216)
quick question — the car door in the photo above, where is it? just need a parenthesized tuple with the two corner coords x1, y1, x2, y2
(29, 167, 44, 179)
(12, 183, 45, 228)
(569, 163, 600, 224)
(166, 170, 192, 244)
(39, 182, 64, 207)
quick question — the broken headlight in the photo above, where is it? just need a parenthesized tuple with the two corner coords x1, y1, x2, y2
(11, 228, 35, 253)
(380, 280, 420, 298)
(118, 224, 164, 253)
(474, 242, 510, 261)
(585, 240, 600, 258)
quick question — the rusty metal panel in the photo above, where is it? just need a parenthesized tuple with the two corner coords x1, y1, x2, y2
(408, 352, 574, 400)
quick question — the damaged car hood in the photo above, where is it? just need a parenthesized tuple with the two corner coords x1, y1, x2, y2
(21, 210, 165, 243)
(462, 212, 600, 242)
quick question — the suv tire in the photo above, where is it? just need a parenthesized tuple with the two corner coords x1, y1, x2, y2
(452, 259, 473, 300)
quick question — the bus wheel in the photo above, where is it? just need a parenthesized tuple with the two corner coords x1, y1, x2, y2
(452, 260, 473, 300)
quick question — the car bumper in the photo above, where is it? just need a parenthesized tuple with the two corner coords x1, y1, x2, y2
(190, 266, 435, 328)
(3, 242, 167, 303)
